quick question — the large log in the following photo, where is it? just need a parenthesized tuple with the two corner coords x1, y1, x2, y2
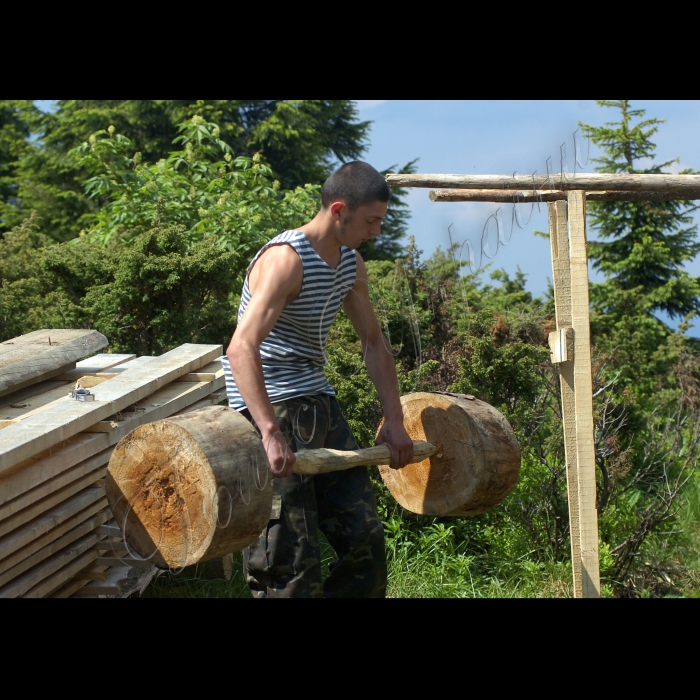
(107, 405, 437, 568)
(378, 392, 521, 516)
(387, 172, 700, 193)
(107, 406, 272, 569)
(429, 188, 700, 202)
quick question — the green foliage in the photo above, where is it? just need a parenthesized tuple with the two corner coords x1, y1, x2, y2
(5, 99, 700, 598)
(80, 226, 240, 355)
(0, 220, 241, 352)
(5, 100, 370, 240)
(0, 101, 39, 232)
(580, 100, 700, 321)
(72, 117, 319, 252)
(4, 100, 416, 257)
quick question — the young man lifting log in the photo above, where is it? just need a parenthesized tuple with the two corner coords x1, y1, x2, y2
(222, 161, 414, 598)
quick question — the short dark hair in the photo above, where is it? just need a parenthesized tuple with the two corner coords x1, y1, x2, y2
(321, 161, 390, 211)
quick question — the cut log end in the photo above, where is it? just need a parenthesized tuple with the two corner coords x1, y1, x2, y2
(378, 392, 520, 516)
(107, 422, 217, 568)
(106, 406, 272, 570)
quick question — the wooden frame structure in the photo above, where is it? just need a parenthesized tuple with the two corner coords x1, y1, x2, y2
(386, 172, 700, 599)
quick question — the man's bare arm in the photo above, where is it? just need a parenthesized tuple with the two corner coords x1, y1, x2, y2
(343, 253, 414, 469)
(227, 245, 302, 478)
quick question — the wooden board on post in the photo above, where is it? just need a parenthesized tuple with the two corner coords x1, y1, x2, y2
(567, 190, 601, 597)
(548, 200, 583, 597)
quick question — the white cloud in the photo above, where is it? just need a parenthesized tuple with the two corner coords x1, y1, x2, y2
(355, 100, 386, 110)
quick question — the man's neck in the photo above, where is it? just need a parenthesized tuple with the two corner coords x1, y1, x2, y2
(299, 213, 342, 269)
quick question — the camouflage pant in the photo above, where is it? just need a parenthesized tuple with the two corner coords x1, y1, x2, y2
(241, 394, 386, 598)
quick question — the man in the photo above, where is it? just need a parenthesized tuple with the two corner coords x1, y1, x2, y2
(223, 161, 414, 598)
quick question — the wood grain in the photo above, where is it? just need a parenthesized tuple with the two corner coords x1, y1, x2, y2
(387, 172, 700, 192)
(294, 440, 435, 474)
(377, 392, 521, 516)
(0, 343, 222, 475)
(0, 329, 108, 398)
(548, 201, 582, 598)
(567, 191, 601, 598)
(0, 376, 225, 507)
(429, 188, 700, 202)
(107, 406, 272, 568)
(0, 508, 110, 590)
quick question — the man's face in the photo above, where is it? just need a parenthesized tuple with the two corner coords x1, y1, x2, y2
(331, 200, 388, 249)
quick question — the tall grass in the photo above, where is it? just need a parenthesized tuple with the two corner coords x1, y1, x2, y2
(138, 479, 700, 599)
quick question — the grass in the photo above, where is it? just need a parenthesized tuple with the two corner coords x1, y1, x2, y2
(138, 479, 700, 598)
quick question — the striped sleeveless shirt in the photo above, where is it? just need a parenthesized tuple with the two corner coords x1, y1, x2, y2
(222, 230, 357, 411)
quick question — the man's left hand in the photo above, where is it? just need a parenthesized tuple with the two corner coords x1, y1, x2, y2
(376, 418, 414, 470)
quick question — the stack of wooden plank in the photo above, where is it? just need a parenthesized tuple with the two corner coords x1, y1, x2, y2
(0, 329, 226, 598)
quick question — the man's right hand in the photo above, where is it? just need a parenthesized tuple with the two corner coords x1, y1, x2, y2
(262, 431, 296, 479)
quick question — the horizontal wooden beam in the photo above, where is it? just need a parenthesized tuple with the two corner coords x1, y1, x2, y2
(429, 188, 700, 202)
(387, 172, 700, 192)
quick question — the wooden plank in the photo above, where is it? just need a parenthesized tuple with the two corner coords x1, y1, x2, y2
(0, 488, 107, 571)
(0, 343, 223, 475)
(0, 380, 71, 410)
(95, 541, 130, 554)
(21, 545, 101, 598)
(98, 525, 122, 538)
(98, 356, 156, 373)
(0, 329, 109, 398)
(172, 360, 223, 383)
(0, 383, 78, 421)
(0, 466, 107, 538)
(81, 421, 119, 433)
(386, 172, 700, 192)
(0, 499, 109, 577)
(55, 354, 137, 380)
(73, 569, 109, 580)
(567, 191, 601, 598)
(0, 530, 106, 598)
(548, 201, 583, 598)
(0, 509, 110, 589)
(95, 556, 147, 566)
(71, 563, 156, 597)
(0, 449, 110, 524)
(0, 376, 224, 506)
(430, 188, 700, 202)
(51, 578, 93, 598)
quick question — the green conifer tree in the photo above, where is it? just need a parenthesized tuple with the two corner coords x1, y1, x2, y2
(580, 100, 700, 320)
(580, 100, 700, 396)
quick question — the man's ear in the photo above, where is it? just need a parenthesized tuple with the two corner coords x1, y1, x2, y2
(330, 201, 345, 221)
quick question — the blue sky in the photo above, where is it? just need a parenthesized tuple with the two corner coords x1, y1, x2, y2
(355, 100, 700, 317)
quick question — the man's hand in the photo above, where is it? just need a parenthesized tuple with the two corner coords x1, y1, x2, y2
(376, 418, 414, 470)
(262, 431, 296, 479)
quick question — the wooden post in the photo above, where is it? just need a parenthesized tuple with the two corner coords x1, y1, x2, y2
(548, 201, 583, 597)
(567, 191, 601, 597)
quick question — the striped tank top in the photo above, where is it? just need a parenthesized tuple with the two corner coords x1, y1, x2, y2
(222, 230, 357, 411)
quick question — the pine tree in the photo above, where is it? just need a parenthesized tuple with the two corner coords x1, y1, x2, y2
(0, 101, 39, 234)
(580, 100, 700, 321)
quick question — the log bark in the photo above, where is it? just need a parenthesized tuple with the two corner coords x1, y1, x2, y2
(377, 392, 520, 516)
(429, 188, 700, 202)
(387, 172, 700, 192)
(294, 441, 435, 474)
(106, 406, 272, 569)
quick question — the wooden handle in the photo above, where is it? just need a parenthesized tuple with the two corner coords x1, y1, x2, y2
(292, 440, 436, 475)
